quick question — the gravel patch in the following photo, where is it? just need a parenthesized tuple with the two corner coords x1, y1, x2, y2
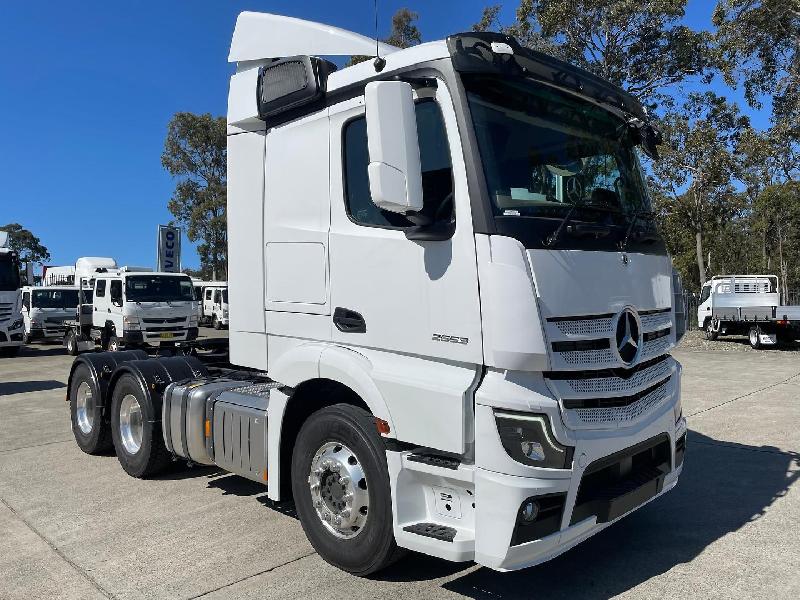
(677, 329, 800, 353)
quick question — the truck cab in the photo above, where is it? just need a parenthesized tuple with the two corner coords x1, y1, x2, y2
(90, 271, 199, 350)
(21, 285, 80, 343)
(0, 240, 25, 356)
(201, 282, 228, 329)
(66, 13, 687, 576)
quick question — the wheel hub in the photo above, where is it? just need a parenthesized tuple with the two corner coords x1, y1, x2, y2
(119, 394, 143, 455)
(75, 382, 94, 434)
(308, 442, 369, 539)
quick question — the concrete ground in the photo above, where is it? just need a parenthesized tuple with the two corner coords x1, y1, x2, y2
(1, 333, 798, 599)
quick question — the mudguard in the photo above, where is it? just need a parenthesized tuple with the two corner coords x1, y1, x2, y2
(66, 350, 149, 407)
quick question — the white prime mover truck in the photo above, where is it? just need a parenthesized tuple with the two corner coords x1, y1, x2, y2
(0, 231, 27, 356)
(698, 274, 800, 348)
(66, 13, 687, 576)
(63, 258, 199, 354)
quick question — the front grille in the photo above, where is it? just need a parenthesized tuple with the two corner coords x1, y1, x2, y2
(642, 336, 672, 360)
(144, 326, 185, 333)
(552, 315, 613, 337)
(0, 302, 12, 322)
(561, 378, 672, 429)
(558, 348, 615, 366)
(142, 317, 185, 324)
(548, 356, 672, 395)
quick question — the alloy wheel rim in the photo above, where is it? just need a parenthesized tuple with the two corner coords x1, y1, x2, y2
(76, 382, 94, 434)
(308, 442, 370, 539)
(119, 394, 143, 454)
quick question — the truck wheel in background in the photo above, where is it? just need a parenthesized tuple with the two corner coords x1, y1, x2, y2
(110, 373, 171, 478)
(65, 330, 79, 356)
(22, 332, 30, 345)
(213, 315, 221, 330)
(705, 319, 719, 341)
(748, 326, 762, 349)
(291, 404, 403, 576)
(107, 334, 122, 352)
(69, 364, 113, 454)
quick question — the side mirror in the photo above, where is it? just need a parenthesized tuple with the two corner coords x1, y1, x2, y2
(365, 81, 424, 215)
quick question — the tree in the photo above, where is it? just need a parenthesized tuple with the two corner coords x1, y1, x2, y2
(161, 112, 227, 280)
(753, 182, 800, 301)
(652, 92, 749, 286)
(0, 223, 50, 264)
(482, 0, 710, 109)
(346, 7, 422, 66)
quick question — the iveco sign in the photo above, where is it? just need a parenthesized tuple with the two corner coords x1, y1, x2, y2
(156, 225, 181, 273)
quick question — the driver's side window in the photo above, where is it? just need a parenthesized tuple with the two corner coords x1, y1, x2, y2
(343, 100, 454, 228)
(700, 285, 711, 303)
(110, 280, 123, 306)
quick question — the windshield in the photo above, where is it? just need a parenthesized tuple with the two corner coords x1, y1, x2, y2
(32, 289, 79, 309)
(125, 275, 194, 303)
(0, 254, 21, 291)
(464, 74, 664, 253)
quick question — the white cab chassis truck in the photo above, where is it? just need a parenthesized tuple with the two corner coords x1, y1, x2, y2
(199, 281, 229, 329)
(0, 232, 26, 357)
(698, 274, 800, 348)
(66, 13, 687, 576)
(21, 285, 80, 344)
(63, 267, 199, 355)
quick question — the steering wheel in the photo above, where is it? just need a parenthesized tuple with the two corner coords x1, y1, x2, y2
(565, 177, 583, 203)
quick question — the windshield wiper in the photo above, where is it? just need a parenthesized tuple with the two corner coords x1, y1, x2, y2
(619, 210, 656, 250)
(544, 200, 617, 247)
(544, 200, 584, 247)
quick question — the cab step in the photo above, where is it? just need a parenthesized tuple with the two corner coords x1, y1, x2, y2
(403, 522, 457, 542)
(407, 453, 460, 470)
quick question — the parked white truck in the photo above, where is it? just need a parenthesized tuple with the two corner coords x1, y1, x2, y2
(66, 13, 687, 576)
(698, 274, 800, 348)
(0, 231, 26, 356)
(21, 285, 80, 344)
(199, 281, 229, 329)
(63, 258, 199, 354)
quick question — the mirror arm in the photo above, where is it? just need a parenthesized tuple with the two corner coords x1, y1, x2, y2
(405, 220, 455, 242)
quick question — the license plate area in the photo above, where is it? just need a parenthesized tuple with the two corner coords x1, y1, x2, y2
(160, 332, 174, 339)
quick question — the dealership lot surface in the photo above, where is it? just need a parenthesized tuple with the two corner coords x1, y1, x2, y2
(1, 333, 798, 599)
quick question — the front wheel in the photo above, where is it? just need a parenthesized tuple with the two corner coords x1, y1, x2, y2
(110, 373, 171, 477)
(749, 326, 762, 349)
(107, 334, 123, 352)
(291, 404, 402, 575)
(705, 319, 719, 341)
(65, 330, 79, 356)
(213, 315, 221, 330)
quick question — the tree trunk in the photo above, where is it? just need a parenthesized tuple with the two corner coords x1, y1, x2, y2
(695, 229, 707, 284)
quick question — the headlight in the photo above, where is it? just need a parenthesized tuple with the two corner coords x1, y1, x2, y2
(189, 315, 199, 326)
(10, 319, 24, 330)
(495, 411, 574, 469)
(222, 310, 229, 317)
(123, 316, 141, 330)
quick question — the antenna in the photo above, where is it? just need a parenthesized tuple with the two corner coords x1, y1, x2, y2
(373, 0, 386, 72)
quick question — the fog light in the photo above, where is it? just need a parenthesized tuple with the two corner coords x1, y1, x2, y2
(521, 500, 539, 522)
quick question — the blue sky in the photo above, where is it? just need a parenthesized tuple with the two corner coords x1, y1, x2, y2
(0, 0, 765, 271)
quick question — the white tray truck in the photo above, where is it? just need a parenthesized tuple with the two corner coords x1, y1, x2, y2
(698, 274, 800, 348)
(66, 13, 687, 575)
(198, 281, 229, 329)
(63, 258, 199, 354)
(0, 231, 27, 356)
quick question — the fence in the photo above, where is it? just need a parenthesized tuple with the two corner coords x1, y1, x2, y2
(683, 289, 800, 331)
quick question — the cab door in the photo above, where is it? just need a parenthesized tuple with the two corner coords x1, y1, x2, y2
(21, 290, 31, 333)
(108, 279, 124, 333)
(698, 283, 712, 328)
(326, 82, 482, 453)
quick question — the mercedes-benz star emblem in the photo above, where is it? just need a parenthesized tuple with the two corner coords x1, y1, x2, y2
(615, 308, 641, 365)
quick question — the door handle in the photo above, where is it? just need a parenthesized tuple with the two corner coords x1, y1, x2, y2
(333, 307, 366, 333)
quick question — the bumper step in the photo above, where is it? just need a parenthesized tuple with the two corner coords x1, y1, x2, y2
(407, 453, 461, 470)
(403, 522, 457, 542)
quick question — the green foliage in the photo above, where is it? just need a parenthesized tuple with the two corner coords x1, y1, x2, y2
(0, 223, 50, 264)
(161, 112, 227, 280)
(345, 7, 422, 67)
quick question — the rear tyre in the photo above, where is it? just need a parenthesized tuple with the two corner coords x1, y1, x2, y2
(705, 319, 719, 341)
(65, 330, 79, 356)
(748, 326, 762, 349)
(69, 364, 113, 454)
(110, 373, 170, 478)
(291, 404, 403, 576)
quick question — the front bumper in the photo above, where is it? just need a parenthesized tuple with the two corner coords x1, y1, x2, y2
(0, 323, 24, 347)
(473, 361, 685, 571)
(28, 326, 67, 341)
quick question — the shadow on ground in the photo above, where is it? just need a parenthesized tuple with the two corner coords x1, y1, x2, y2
(377, 431, 799, 598)
(0, 380, 65, 396)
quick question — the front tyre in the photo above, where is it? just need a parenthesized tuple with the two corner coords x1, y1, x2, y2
(291, 404, 402, 576)
(705, 319, 719, 341)
(110, 373, 170, 478)
(65, 330, 79, 356)
(69, 364, 113, 454)
(749, 326, 762, 349)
